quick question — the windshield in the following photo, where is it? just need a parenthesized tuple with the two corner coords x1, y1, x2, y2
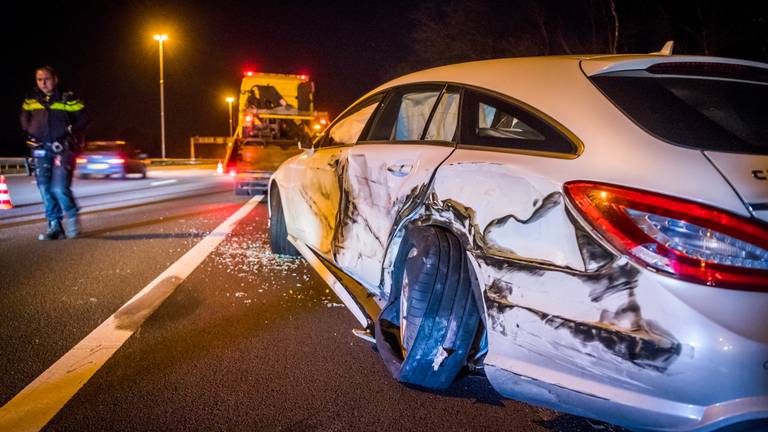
(590, 64, 768, 154)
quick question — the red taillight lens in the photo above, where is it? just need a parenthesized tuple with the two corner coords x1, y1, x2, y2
(229, 169, 237, 177)
(76, 158, 87, 164)
(564, 181, 768, 291)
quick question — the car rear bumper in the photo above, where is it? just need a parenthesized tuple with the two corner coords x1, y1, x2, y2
(76, 166, 125, 176)
(486, 364, 768, 431)
(481, 267, 768, 432)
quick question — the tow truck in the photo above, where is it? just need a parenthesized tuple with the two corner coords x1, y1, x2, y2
(224, 71, 328, 196)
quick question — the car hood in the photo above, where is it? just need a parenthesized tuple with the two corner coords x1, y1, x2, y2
(705, 151, 768, 222)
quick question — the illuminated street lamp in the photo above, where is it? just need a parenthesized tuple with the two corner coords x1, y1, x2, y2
(153, 34, 168, 159)
(225, 96, 235, 137)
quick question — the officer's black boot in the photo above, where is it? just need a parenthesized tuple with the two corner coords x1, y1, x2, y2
(64, 215, 81, 239)
(38, 219, 64, 241)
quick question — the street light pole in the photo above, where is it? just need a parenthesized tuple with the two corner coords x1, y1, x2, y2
(153, 34, 168, 159)
(226, 97, 235, 137)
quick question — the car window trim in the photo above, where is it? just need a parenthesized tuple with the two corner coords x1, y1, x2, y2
(456, 84, 583, 159)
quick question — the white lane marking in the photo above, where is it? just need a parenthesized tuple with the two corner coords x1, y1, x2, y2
(150, 179, 177, 186)
(0, 194, 264, 432)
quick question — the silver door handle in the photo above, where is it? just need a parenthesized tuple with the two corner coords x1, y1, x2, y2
(386, 162, 413, 177)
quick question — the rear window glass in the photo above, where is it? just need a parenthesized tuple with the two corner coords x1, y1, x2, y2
(591, 67, 768, 154)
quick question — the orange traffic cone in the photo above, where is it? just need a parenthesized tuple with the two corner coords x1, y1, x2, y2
(0, 176, 13, 210)
(216, 161, 223, 175)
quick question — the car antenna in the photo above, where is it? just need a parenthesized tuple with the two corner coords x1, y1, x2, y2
(650, 40, 674, 56)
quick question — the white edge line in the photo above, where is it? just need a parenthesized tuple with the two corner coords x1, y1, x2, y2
(150, 179, 177, 186)
(0, 194, 263, 432)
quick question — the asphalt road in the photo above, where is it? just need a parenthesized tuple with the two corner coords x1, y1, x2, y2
(0, 170, 624, 431)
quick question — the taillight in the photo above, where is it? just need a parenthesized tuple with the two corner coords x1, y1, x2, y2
(76, 158, 87, 164)
(229, 169, 237, 177)
(564, 181, 768, 291)
(106, 158, 125, 164)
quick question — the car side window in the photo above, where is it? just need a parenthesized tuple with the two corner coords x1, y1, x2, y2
(365, 84, 445, 142)
(460, 89, 578, 155)
(477, 102, 544, 140)
(320, 95, 383, 148)
(394, 91, 440, 140)
(424, 87, 460, 141)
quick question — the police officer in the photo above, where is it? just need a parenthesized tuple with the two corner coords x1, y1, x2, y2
(20, 66, 90, 240)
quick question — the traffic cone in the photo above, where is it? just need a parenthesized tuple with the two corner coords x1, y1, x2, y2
(216, 161, 223, 175)
(0, 176, 13, 210)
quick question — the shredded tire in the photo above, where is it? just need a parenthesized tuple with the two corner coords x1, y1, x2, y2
(376, 226, 481, 389)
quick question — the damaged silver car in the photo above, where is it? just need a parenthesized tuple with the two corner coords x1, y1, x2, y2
(268, 52, 768, 431)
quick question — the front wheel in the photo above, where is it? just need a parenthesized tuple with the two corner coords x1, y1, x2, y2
(269, 185, 299, 257)
(376, 226, 481, 390)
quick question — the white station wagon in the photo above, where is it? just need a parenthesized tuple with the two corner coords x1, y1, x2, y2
(268, 52, 768, 431)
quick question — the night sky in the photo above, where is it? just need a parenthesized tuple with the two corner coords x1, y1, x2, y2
(4, 1, 767, 157)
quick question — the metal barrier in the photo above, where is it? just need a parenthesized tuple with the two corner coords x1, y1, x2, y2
(0, 158, 28, 175)
(146, 158, 219, 166)
(0, 157, 220, 173)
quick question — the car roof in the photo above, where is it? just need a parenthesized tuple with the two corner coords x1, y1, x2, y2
(368, 54, 768, 96)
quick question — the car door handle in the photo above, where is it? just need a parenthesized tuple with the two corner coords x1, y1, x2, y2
(327, 154, 340, 168)
(386, 161, 413, 177)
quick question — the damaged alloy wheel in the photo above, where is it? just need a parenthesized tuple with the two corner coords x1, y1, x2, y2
(269, 184, 300, 257)
(376, 226, 481, 390)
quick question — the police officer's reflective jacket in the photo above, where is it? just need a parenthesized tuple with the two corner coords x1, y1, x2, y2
(20, 87, 89, 144)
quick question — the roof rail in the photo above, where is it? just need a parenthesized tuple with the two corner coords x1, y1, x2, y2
(650, 40, 674, 56)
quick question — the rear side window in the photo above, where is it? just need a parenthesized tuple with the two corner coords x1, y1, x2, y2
(460, 89, 578, 155)
(478, 102, 544, 140)
(591, 65, 768, 154)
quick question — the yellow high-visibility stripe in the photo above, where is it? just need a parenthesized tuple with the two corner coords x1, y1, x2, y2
(22, 99, 44, 111)
(50, 101, 85, 112)
(21, 99, 85, 112)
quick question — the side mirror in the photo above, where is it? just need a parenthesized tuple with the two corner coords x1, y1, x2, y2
(298, 139, 314, 150)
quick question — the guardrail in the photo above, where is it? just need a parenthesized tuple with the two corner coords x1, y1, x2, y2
(0, 157, 220, 174)
(146, 158, 220, 166)
(0, 158, 28, 175)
